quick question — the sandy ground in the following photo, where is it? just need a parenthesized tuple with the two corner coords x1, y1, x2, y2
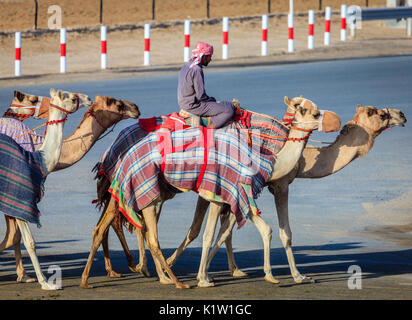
(0, 1, 411, 304)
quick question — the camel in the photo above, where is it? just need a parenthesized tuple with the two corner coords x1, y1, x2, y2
(90, 102, 406, 287)
(0, 89, 82, 290)
(166, 105, 408, 285)
(79, 96, 341, 289)
(0, 92, 141, 284)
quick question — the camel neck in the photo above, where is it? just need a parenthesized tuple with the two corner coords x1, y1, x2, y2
(296, 122, 375, 179)
(269, 127, 311, 181)
(37, 106, 66, 174)
(53, 110, 110, 171)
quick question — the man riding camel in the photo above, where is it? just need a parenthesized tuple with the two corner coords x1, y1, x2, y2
(178, 41, 235, 129)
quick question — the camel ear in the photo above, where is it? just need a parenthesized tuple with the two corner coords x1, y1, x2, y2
(57, 90, 63, 100)
(50, 88, 56, 97)
(95, 95, 104, 103)
(284, 96, 291, 106)
(356, 105, 365, 113)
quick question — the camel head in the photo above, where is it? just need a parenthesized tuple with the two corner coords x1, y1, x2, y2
(92, 95, 140, 123)
(353, 105, 407, 136)
(284, 96, 341, 133)
(49, 88, 86, 115)
(6, 90, 92, 120)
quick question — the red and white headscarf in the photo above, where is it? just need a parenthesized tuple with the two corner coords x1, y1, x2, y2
(189, 41, 214, 68)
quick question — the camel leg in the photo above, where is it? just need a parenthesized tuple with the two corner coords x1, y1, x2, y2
(101, 227, 122, 278)
(205, 213, 237, 274)
(167, 196, 210, 267)
(141, 205, 189, 289)
(80, 198, 117, 289)
(249, 214, 279, 284)
(135, 228, 150, 277)
(197, 202, 223, 288)
(273, 182, 313, 284)
(15, 219, 60, 290)
(0, 216, 35, 283)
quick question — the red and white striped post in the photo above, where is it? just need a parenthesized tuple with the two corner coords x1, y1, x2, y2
(308, 10, 315, 49)
(15, 32, 21, 77)
(261, 14, 268, 56)
(144, 23, 150, 66)
(288, 13, 294, 53)
(101, 26, 107, 69)
(60, 28, 66, 73)
(184, 20, 191, 62)
(324, 6, 331, 46)
(222, 17, 229, 60)
(341, 4, 347, 41)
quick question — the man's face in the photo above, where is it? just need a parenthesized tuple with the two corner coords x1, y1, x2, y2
(201, 55, 212, 66)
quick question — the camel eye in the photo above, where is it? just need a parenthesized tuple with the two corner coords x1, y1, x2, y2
(367, 108, 377, 117)
(299, 107, 306, 116)
(313, 112, 320, 119)
(294, 103, 300, 107)
(117, 101, 126, 111)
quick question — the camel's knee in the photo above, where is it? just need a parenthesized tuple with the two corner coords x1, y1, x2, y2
(279, 228, 292, 247)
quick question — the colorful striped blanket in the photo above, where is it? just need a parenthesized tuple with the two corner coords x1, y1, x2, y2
(0, 133, 46, 226)
(98, 109, 288, 230)
(0, 117, 44, 152)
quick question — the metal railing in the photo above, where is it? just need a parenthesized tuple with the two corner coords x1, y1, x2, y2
(347, 6, 412, 37)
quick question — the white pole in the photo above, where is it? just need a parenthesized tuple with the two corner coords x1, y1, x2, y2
(60, 28, 66, 73)
(261, 14, 268, 56)
(15, 32, 21, 77)
(144, 23, 150, 66)
(184, 20, 191, 62)
(101, 26, 107, 69)
(324, 6, 331, 46)
(222, 17, 229, 60)
(289, 0, 294, 14)
(308, 10, 315, 49)
(288, 13, 294, 53)
(341, 4, 347, 41)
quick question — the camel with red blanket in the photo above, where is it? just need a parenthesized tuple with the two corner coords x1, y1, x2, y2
(80, 96, 341, 289)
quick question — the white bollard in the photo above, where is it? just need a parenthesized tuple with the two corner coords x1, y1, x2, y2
(101, 26, 107, 69)
(341, 5, 347, 41)
(288, 13, 294, 53)
(324, 6, 331, 46)
(60, 28, 66, 73)
(222, 17, 229, 60)
(144, 24, 150, 66)
(184, 20, 191, 62)
(15, 32, 21, 77)
(261, 14, 268, 56)
(308, 10, 315, 49)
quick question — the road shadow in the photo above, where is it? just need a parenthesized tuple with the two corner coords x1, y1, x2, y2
(1, 241, 411, 288)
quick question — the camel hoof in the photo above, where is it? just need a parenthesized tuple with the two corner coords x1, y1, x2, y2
(176, 282, 190, 289)
(231, 269, 248, 278)
(264, 275, 280, 284)
(159, 276, 174, 285)
(197, 280, 215, 288)
(17, 275, 36, 283)
(135, 264, 151, 277)
(40, 281, 61, 290)
(294, 275, 315, 284)
(80, 282, 93, 289)
(107, 270, 122, 278)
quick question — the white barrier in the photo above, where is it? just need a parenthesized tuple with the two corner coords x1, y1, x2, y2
(60, 28, 66, 73)
(261, 14, 268, 56)
(308, 10, 314, 49)
(144, 24, 150, 66)
(288, 13, 294, 53)
(184, 20, 191, 62)
(101, 26, 107, 69)
(222, 17, 229, 59)
(15, 32, 21, 77)
(324, 6, 331, 45)
(341, 4, 347, 41)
